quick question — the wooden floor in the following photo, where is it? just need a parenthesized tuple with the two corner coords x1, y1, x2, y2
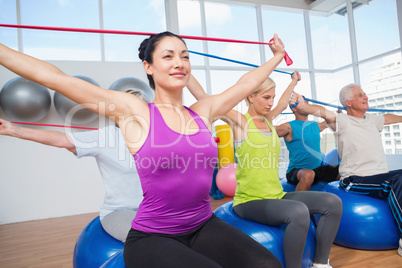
(0, 196, 401, 268)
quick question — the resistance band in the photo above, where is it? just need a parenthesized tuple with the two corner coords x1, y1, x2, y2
(291, 97, 402, 113)
(0, 23, 273, 46)
(188, 50, 293, 75)
(9, 121, 98, 130)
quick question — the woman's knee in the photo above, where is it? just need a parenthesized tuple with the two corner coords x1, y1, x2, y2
(322, 193, 343, 217)
(287, 202, 310, 228)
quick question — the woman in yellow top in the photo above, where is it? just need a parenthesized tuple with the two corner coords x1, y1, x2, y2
(189, 71, 342, 268)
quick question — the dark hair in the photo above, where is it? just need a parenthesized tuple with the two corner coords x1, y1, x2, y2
(138, 31, 187, 90)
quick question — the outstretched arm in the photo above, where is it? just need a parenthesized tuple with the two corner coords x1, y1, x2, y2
(384, 114, 402, 125)
(267, 70, 301, 122)
(290, 92, 337, 131)
(0, 43, 145, 121)
(0, 118, 77, 154)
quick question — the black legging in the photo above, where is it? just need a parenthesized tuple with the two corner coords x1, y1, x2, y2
(124, 214, 283, 268)
(234, 191, 342, 268)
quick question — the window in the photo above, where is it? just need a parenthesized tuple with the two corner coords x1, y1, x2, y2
(262, 8, 308, 70)
(354, 0, 399, 61)
(205, 2, 260, 67)
(0, 0, 18, 49)
(20, 0, 102, 60)
(393, 125, 400, 130)
(103, 0, 166, 62)
(310, 12, 351, 69)
(394, 132, 400, 137)
(315, 68, 354, 108)
(178, 0, 205, 66)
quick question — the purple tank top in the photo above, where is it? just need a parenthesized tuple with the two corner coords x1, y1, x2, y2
(132, 103, 217, 234)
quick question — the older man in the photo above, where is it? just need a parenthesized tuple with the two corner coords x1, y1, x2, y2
(290, 84, 402, 256)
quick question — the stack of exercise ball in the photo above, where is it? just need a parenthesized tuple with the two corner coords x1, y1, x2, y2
(214, 124, 237, 197)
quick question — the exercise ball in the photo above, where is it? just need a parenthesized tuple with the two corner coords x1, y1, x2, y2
(73, 216, 124, 268)
(280, 179, 328, 192)
(100, 249, 126, 268)
(109, 77, 154, 102)
(216, 163, 237, 197)
(322, 148, 340, 166)
(53, 76, 99, 125)
(214, 201, 316, 268)
(320, 181, 399, 250)
(0, 77, 51, 122)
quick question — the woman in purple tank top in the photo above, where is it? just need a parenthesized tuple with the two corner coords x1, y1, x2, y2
(0, 31, 286, 268)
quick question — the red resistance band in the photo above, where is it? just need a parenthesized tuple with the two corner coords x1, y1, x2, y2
(9, 121, 98, 130)
(268, 38, 293, 66)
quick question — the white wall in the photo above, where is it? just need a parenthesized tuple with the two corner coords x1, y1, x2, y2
(0, 60, 147, 224)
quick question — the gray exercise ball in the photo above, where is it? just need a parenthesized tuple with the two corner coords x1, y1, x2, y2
(109, 77, 154, 102)
(53, 76, 99, 125)
(0, 77, 51, 122)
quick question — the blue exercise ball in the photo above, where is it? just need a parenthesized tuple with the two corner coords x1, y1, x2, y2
(73, 216, 124, 268)
(109, 77, 154, 102)
(322, 148, 340, 166)
(100, 249, 126, 268)
(53, 76, 99, 125)
(0, 77, 51, 122)
(320, 181, 399, 250)
(280, 178, 328, 192)
(214, 201, 316, 268)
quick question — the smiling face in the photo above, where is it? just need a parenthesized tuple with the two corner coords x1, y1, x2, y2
(248, 87, 276, 116)
(345, 86, 369, 113)
(144, 36, 191, 92)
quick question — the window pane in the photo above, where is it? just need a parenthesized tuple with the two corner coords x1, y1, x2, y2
(0, 0, 18, 49)
(178, 0, 205, 66)
(262, 8, 308, 70)
(315, 69, 354, 110)
(103, 0, 166, 62)
(310, 13, 351, 69)
(205, 2, 260, 67)
(20, 0, 101, 60)
(361, 53, 402, 154)
(354, 0, 399, 61)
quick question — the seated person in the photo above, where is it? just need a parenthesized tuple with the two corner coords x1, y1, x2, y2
(290, 85, 402, 256)
(276, 98, 339, 191)
(0, 89, 148, 242)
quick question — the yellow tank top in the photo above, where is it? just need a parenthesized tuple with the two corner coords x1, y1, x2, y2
(233, 113, 285, 207)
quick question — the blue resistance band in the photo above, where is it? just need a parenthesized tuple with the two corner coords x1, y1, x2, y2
(292, 96, 402, 113)
(188, 50, 293, 76)
(188, 50, 402, 113)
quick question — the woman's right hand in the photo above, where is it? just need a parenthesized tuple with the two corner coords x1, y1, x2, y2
(292, 70, 301, 82)
(268, 34, 285, 58)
